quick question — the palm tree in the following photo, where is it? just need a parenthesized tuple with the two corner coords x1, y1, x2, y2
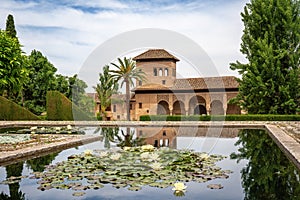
(109, 57, 145, 121)
(94, 65, 118, 120)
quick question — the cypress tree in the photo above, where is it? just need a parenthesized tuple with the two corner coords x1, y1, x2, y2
(5, 14, 17, 38)
(231, 0, 300, 114)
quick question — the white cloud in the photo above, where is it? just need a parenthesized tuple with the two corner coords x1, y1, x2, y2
(0, 0, 249, 83)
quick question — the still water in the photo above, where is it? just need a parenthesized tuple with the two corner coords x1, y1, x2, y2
(0, 127, 299, 200)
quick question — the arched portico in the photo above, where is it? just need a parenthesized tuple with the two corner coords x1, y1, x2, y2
(189, 95, 207, 115)
(172, 100, 185, 115)
(157, 101, 170, 115)
(210, 100, 224, 115)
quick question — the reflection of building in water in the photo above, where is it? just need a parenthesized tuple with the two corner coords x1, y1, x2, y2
(136, 127, 239, 148)
(136, 127, 177, 148)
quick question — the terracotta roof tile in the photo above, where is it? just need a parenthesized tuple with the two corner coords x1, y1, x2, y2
(133, 49, 179, 61)
(135, 76, 238, 91)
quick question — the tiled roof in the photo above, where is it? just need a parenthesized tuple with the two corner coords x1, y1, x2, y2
(173, 76, 239, 90)
(133, 49, 179, 62)
(135, 76, 238, 91)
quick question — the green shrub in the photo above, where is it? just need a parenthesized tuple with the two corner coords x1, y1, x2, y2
(140, 114, 300, 121)
(46, 91, 95, 121)
(0, 96, 40, 120)
(96, 112, 103, 121)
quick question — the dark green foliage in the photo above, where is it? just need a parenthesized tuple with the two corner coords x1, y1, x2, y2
(23, 50, 58, 115)
(5, 14, 17, 38)
(230, 0, 300, 114)
(0, 30, 27, 100)
(139, 114, 300, 121)
(0, 96, 40, 120)
(231, 129, 300, 199)
(46, 91, 94, 121)
(26, 152, 58, 172)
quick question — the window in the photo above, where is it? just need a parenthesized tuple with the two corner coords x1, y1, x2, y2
(163, 130, 166, 136)
(113, 105, 116, 112)
(172, 68, 176, 76)
(162, 80, 166, 85)
(117, 115, 120, 120)
(153, 68, 157, 76)
(164, 68, 168, 76)
(139, 80, 142, 86)
(130, 104, 133, 110)
(159, 68, 163, 76)
(139, 103, 142, 109)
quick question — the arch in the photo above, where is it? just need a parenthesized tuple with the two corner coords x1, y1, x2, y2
(210, 100, 224, 115)
(189, 95, 207, 115)
(194, 105, 207, 115)
(157, 101, 170, 115)
(173, 100, 185, 115)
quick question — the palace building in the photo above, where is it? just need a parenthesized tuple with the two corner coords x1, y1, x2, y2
(96, 49, 241, 121)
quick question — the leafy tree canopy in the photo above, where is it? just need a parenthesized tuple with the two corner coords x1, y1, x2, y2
(0, 30, 27, 100)
(230, 0, 300, 114)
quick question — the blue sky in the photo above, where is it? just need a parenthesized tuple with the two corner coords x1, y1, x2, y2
(1, 0, 249, 83)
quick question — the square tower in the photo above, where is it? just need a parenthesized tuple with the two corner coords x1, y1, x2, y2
(133, 49, 179, 88)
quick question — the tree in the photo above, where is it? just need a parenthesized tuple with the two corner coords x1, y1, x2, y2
(23, 50, 58, 114)
(110, 57, 145, 121)
(0, 31, 27, 100)
(5, 14, 17, 39)
(94, 65, 118, 120)
(68, 74, 95, 115)
(230, 0, 300, 114)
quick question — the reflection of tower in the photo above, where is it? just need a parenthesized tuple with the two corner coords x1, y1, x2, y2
(136, 127, 177, 148)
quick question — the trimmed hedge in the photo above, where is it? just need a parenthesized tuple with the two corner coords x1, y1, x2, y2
(46, 91, 95, 121)
(140, 114, 300, 121)
(0, 96, 40, 120)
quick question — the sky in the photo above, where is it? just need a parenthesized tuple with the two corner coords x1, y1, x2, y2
(0, 0, 249, 89)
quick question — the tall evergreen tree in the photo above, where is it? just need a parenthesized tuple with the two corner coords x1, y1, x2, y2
(5, 14, 17, 38)
(230, 0, 300, 114)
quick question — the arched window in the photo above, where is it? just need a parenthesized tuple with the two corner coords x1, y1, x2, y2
(164, 68, 168, 76)
(153, 68, 157, 76)
(159, 68, 163, 76)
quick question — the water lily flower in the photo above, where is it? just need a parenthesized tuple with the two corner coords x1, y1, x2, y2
(110, 153, 121, 160)
(55, 127, 61, 131)
(67, 125, 72, 130)
(141, 144, 154, 151)
(140, 152, 150, 160)
(123, 147, 131, 151)
(30, 126, 38, 130)
(199, 153, 209, 160)
(149, 153, 160, 161)
(84, 149, 92, 156)
(150, 162, 163, 170)
(172, 182, 187, 193)
(99, 151, 108, 157)
(40, 127, 45, 131)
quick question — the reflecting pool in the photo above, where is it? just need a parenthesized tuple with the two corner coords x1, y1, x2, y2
(0, 127, 299, 200)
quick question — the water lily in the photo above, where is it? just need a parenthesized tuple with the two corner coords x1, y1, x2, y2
(123, 147, 131, 151)
(84, 149, 92, 156)
(150, 162, 163, 170)
(199, 153, 209, 160)
(55, 127, 61, 131)
(30, 126, 37, 130)
(172, 182, 187, 193)
(141, 144, 154, 151)
(149, 152, 160, 161)
(110, 153, 121, 160)
(40, 127, 45, 131)
(140, 152, 150, 160)
(99, 151, 108, 157)
(67, 125, 72, 130)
